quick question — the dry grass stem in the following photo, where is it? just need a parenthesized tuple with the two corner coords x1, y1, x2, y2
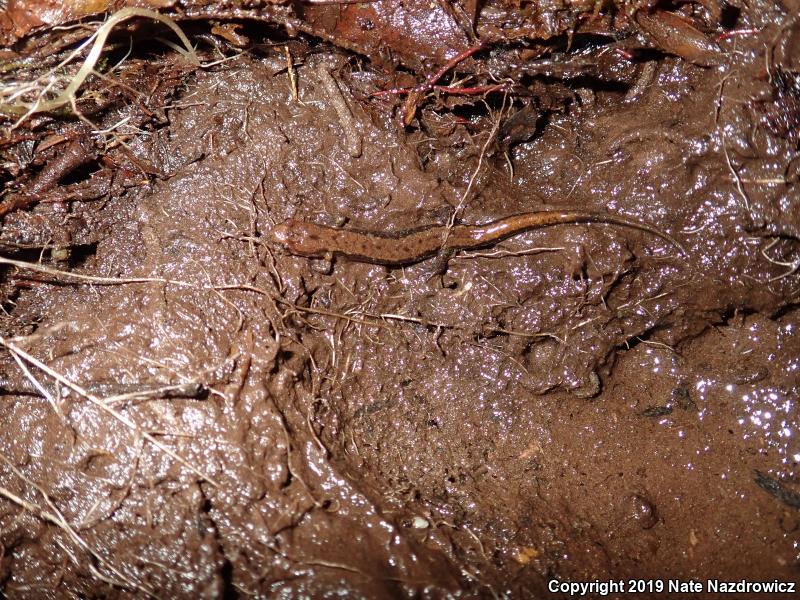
(0, 337, 219, 487)
(1, 8, 198, 124)
(0, 453, 154, 596)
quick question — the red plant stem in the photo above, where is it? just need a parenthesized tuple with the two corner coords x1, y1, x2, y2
(717, 28, 760, 40)
(420, 42, 485, 89)
(370, 42, 486, 98)
(432, 83, 509, 95)
(614, 48, 635, 60)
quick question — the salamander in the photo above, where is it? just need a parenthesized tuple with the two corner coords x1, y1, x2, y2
(268, 210, 685, 266)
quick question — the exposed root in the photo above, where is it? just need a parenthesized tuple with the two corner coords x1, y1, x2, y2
(721, 133, 751, 213)
(761, 237, 800, 282)
(0, 256, 554, 339)
(442, 94, 508, 249)
(8, 348, 66, 420)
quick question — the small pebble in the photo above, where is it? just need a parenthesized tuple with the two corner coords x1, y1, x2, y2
(412, 516, 430, 529)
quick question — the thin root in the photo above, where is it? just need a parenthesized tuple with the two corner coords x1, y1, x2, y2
(0, 337, 219, 487)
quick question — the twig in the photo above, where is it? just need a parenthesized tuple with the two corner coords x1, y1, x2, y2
(103, 382, 207, 407)
(284, 45, 299, 102)
(8, 350, 65, 419)
(442, 93, 509, 249)
(369, 43, 493, 124)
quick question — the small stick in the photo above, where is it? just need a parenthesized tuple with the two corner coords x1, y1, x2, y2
(0, 256, 557, 338)
(0, 337, 220, 487)
(0, 452, 155, 596)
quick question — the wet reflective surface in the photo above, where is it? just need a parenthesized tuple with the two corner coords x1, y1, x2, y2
(1, 0, 799, 594)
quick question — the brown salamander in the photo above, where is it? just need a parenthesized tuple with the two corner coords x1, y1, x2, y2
(268, 210, 685, 266)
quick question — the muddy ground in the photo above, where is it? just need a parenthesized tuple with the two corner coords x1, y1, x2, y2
(1, 0, 799, 598)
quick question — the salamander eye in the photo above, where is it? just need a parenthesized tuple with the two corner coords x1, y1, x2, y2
(269, 223, 291, 245)
(269, 220, 321, 256)
(269, 220, 306, 250)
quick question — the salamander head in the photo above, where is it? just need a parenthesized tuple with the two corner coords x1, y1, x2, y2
(268, 219, 329, 258)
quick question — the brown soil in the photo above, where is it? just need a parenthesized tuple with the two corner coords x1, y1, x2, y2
(1, 1, 799, 598)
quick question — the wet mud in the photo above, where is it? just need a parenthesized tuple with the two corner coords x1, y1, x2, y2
(1, 0, 799, 597)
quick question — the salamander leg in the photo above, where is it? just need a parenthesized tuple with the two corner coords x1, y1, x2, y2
(309, 251, 334, 274)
